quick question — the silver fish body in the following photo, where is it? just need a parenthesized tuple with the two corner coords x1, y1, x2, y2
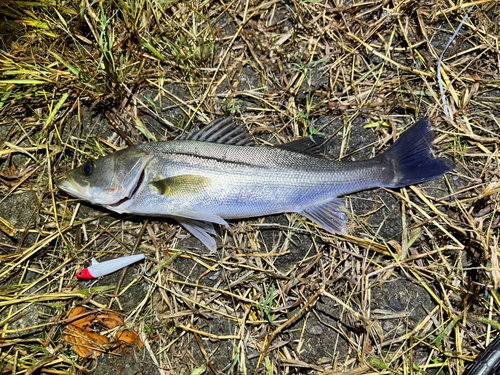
(57, 117, 453, 250)
(116, 141, 386, 218)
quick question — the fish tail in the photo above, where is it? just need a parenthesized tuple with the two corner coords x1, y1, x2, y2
(379, 118, 454, 188)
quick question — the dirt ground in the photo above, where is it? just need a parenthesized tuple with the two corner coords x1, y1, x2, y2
(1, 0, 499, 374)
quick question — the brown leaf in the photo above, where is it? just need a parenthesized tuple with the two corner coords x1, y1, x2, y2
(96, 311, 124, 329)
(63, 307, 136, 358)
(65, 306, 95, 331)
(114, 329, 144, 354)
(63, 325, 109, 358)
(0, 163, 19, 178)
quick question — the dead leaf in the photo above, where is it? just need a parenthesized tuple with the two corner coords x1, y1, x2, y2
(65, 306, 95, 331)
(115, 329, 144, 354)
(63, 307, 140, 358)
(64, 325, 109, 358)
(0, 163, 18, 177)
(96, 311, 124, 329)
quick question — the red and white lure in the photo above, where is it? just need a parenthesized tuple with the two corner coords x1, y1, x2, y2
(76, 254, 146, 279)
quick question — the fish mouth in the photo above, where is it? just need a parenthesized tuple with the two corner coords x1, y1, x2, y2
(56, 174, 89, 197)
(108, 168, 145, 208)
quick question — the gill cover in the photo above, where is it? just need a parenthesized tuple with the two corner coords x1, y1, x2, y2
(56, 147, 152, 206)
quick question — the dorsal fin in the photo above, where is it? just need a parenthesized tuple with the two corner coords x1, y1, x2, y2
(91, 258, 99, 266)
(274, 136, 329, 158)
(179, 116, 255, 146)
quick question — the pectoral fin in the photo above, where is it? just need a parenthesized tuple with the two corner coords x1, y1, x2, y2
(151, 175, 211, 196)
(300, 198, 348, 234)
(175, 217, 218, 251)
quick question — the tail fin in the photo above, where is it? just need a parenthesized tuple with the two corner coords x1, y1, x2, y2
(380, 118, 454, 188)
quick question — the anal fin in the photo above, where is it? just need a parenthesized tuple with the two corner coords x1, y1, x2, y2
(300, 198, 348, 234)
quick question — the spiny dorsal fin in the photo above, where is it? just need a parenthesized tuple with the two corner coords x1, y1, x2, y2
(274, 136, 329, 158)
(179, 116, 255, 146)
(150, 175, 211, 196)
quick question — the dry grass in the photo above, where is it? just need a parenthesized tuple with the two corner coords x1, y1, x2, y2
(0, 0, 499, 374)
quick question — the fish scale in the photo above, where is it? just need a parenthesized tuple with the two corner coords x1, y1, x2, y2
(134, 143, 346, 214)
(57, 116, 454, 251)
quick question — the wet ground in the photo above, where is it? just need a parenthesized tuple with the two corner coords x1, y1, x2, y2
(0, 3, 483, 374)
(0, 98, 457, 373)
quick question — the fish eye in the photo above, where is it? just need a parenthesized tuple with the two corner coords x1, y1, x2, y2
(82, 162, 95, 176)
(78, 272, 82, 276)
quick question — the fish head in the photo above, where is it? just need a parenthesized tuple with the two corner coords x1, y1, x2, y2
(56, 147, 152, 208)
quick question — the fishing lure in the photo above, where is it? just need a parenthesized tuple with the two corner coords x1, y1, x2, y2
(76, 254, 146, 279)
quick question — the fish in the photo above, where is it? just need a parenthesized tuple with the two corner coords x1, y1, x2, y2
(57, 116, 454, 251)
(76, 254, 146, 279)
